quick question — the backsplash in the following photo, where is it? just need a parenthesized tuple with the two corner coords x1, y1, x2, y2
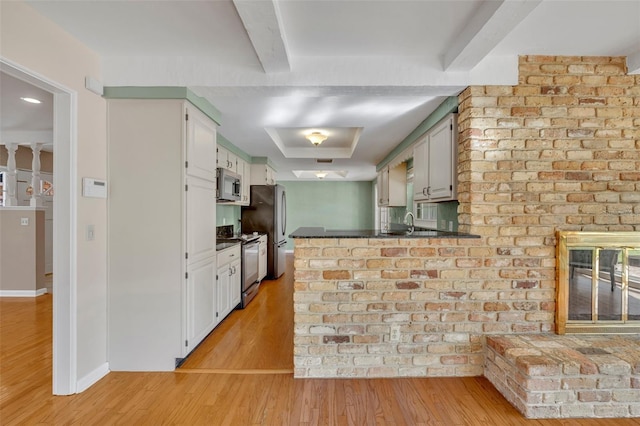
(216, 205, 241, 233)
(388, 201, 459, 231)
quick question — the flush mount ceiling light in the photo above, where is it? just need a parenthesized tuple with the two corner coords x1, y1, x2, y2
(315, 171, 328, 179)
(306, 131, 327, 146)
(20, 97, 41, 104)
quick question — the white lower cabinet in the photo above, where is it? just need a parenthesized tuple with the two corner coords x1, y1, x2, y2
(216, 262, 231, 323)
(258, 235, 268, 282)
(186, 258, 217, 353)
(216, 244, 241, 323)
(230, 257, 241, 308)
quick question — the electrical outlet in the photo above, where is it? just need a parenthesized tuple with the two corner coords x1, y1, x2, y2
(20, 217, 29, 226)
(390, 324, 401, 342)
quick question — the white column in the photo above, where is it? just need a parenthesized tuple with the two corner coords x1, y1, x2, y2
(30, 143, 44, 207)
(4, 143, 18, 206)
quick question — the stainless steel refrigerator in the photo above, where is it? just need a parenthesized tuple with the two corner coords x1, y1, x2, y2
(241, 185, 287, 279)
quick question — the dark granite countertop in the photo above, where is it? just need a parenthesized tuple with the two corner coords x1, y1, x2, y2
(289, 227, 480, 239)
(216, 241, 241, 251)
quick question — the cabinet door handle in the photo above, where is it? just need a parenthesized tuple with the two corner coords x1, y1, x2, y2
(423, 188, 428, 196)
(427, 186, 431, 196)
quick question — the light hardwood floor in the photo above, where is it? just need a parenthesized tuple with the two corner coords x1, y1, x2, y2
(2, 254, 639, 425)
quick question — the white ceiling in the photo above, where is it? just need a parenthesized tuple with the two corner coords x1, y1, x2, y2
(4, 0, 640, 180)
(0, 71, 54, 149)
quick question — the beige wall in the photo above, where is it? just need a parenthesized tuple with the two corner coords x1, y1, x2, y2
(0, 146, 54, 173)
(293, 56, 640, 379)
(0, 1, 107, 379)
(0, 209, 45, 292)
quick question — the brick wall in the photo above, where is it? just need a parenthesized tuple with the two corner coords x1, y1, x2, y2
(293, 237, 488, 378)
(293, 56, 640, 379)
(458, 55, 639, 236)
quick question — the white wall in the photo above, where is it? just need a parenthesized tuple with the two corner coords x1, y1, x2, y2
(0, 2, 107, 382)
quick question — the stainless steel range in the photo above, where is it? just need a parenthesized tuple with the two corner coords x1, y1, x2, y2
(217, 225, 260, 308)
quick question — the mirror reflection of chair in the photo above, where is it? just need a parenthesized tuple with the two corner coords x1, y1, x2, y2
(569, 249, 620, 292)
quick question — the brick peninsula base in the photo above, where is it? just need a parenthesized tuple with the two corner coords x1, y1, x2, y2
(485, 334, 640, 418)
(291, 228, 502, 379)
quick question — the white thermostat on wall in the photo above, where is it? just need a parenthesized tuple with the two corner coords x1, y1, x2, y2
(82, 177, 107, 198)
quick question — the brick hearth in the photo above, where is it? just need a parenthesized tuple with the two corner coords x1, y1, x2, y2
(485, 334, 640, 418)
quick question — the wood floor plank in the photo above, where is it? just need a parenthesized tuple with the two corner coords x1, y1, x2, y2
(3, 255, 640, 424)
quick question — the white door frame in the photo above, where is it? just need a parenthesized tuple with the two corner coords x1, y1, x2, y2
(1, 57, 78, 395)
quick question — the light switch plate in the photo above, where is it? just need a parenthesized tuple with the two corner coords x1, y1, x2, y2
(20, 217, 29, 226)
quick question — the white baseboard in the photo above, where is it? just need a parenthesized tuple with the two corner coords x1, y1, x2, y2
(0, 288, 48, 297)
(76, 362, 110, 393)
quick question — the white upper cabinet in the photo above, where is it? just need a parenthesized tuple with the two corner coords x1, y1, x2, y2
(377, 163, 406, 207)
(413, 114, 458, 202)
(238, 158, 251, 206)
(186, 108, 217, 182)
(250, 163, 276, 185)
(216, 145, 238, 173)
(413, 137, 429, 201)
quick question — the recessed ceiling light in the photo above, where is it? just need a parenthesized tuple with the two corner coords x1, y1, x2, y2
(21, 97, 41, 104)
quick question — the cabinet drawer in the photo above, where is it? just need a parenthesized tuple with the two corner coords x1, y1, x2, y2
(217, 245, 241, 266)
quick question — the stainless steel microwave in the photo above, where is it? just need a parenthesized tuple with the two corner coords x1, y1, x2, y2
(216, 168, 241, 201)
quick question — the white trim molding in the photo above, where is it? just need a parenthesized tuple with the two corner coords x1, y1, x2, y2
(76, 362, 109, 393)
(0, 288, 48, 297)
(1, 57, 78, 396)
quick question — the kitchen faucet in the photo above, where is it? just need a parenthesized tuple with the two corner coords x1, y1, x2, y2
(403, 211, 415, 234)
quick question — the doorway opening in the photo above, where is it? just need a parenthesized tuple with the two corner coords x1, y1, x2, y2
(1, 58, 77, 395)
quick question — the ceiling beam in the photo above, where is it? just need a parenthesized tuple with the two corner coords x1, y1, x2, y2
(232, 0, 290, 74)
(443, 0, 542, 71)
(628, 50, 640, 75)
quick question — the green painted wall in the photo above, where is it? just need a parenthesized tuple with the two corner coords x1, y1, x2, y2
(280, 181, 375, 250)
(216, 204, 241, 232)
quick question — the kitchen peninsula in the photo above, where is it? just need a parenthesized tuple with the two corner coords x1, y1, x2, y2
(290, 226, 483, 379)
(290, 227, 478, 239)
